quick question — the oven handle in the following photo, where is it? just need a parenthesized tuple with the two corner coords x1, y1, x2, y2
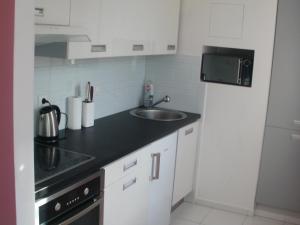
(58, 198, 102, 225)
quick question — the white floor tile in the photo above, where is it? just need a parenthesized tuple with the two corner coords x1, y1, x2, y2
(202, 209, 246, 225)
(243, 216, 284, 225)
(285, 216, 300, 225)
(170, 217, 200, 225)
(172, 202, 212, 224)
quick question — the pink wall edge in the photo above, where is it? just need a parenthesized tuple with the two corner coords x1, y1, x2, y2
(0, 0, 17, 224)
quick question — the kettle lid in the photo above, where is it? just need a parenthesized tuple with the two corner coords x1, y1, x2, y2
(40, 106, 55, 115)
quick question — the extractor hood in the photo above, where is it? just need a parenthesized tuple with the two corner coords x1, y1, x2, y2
(35, 25, 91, 45)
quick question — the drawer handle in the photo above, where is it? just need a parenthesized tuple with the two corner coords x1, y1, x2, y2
(150, 153, 161, 181)
(133, 44, 144, 51)
(185, 128, 194, 136)
(167, 45, 176, 51)
(35, 8, 45, 17)
(291, 134, 300, 141)
(123, 178, 137, 191)
(294, 120, 300, 126)
(91, 45, 107, 53)
(123, 159, 137, 172)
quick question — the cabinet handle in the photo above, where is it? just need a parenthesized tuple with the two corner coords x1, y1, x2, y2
(150, 153, 161, 181)
(293, 120, 300, 126)
(133, 44, 144, 51)
(91, 45, 107, 53)
(123, 178, 137, 191)
(185, 128, 194, 136)
(123, 159, 137, 172)
(167, 45, 176, 51)
(35, 8, 45, 17)
(291, 134, 300, 141)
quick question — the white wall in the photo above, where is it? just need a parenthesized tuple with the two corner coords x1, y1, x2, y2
(178, 0, 278, 214)
(14, 0, 35, 224)
(145, 55, 205, 114)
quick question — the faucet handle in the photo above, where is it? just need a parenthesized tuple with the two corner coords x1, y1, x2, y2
(164, 96, 170, 102)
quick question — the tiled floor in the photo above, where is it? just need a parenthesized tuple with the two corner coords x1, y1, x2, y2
(171, 203, 294, 225)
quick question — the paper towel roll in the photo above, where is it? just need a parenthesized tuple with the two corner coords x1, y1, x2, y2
(67, 96, 82, 130)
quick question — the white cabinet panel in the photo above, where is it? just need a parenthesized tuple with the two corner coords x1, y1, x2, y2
(148, 132, 177, 225)
(172, 121, 199, 206)
(34, 0, 71, 26)
(209, 3, 245, 38)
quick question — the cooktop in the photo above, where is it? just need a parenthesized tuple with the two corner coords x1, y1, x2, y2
(34, 143, 95, 185)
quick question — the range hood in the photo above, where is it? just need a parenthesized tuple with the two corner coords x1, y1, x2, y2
(35, 25, 91, 45)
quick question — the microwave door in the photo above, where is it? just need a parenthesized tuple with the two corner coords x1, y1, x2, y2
(202, 55, 241, 85)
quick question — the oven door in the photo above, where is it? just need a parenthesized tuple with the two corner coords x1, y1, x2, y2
(49, 198, 103, 225)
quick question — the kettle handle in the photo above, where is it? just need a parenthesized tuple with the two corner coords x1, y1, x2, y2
(52, 105, 61, 125)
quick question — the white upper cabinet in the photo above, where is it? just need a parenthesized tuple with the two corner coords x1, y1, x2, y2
(149, 0, 181, 54)
(34, 0, 71, 26)
(35, 0, 181, 59)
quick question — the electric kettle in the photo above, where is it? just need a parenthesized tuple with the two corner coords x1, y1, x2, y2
(37, 98, 63, 143)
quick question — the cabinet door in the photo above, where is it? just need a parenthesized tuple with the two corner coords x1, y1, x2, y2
(149, 0, 180, 55)
(34, 0, 71, 26)
(99, 0, 152, 57)
(148, 133, 177, 225)
(256, 126, 300, 211)
(266, 0, 300, 131)
(172, 121, 199, 206)
(67, 0, 112, 59)
(103, 149, 150, 225)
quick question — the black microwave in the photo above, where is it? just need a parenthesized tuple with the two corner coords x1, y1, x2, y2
(201, 53, 253, 87)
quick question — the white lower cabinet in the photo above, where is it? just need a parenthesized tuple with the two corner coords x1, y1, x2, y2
(148, 132, 178, 225)
(103, 132, 178, 225)
(172, 121, 199, 206)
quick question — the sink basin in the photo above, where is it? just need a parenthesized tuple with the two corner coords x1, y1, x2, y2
(130, 108, 187, 122)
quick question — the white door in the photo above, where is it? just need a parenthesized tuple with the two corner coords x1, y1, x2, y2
(34, 0, 71, 26)
(148, 133, 177, 225)
(172, 121, 199, 206)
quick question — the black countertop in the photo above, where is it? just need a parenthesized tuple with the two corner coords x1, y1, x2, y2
(35, 108, 200, 198)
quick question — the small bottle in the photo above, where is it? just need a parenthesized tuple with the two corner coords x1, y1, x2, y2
(143, 80, 154, 108)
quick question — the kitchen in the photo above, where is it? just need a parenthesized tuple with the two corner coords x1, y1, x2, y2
(1, 0, 300, 225)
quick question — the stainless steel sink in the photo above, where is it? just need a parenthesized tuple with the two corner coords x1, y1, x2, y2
(130, 108, 187, 122)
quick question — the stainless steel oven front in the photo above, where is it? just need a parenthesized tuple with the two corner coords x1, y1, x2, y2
(35, 171, 104, 225)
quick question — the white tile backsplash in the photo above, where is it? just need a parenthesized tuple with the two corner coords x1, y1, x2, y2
(34, 56, 146, 131)
(145, 55, 205, 114)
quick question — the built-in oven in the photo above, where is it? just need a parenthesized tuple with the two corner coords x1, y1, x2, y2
(35, 171, 104, 225)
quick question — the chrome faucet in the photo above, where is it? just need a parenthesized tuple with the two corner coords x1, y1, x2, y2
(150, 95, 171, 108)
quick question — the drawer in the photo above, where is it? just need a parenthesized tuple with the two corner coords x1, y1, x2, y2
(103, 148, 146, 188)
(103, 171, 149, 225)
(256, 126, 300, 211)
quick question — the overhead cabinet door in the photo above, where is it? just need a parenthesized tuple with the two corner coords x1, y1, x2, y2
(34, 0, 71, 26)
(149, 0, 180, 54)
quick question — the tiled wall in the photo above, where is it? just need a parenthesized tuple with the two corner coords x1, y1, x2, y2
(34, 56, 146, 130)
(145, 55, 205, 114)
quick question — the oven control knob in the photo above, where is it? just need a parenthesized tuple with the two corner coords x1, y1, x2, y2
(84, 187, 89, 196)
(54, 202, 61, 212)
